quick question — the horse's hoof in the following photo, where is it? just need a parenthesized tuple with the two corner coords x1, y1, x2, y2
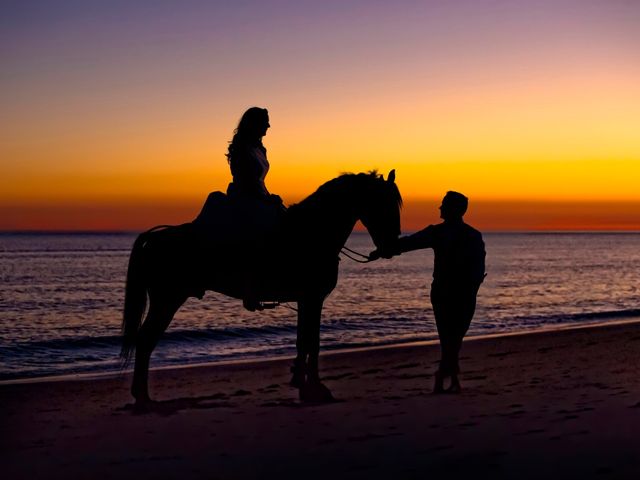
(132, 398, 156, 414)
(290, 372, 305, 389)
(132, 388, 153, 408)
(446, 384, 462, 394)
(290, 363, 306, 389)
(299, 381, 336, 403)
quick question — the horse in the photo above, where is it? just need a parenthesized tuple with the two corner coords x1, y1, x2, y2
(121, 170, 401, 405)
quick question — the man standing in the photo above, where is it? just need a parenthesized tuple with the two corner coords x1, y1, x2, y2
(371, 191, 485, 393)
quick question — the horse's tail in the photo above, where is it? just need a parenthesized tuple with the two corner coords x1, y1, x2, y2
(120, 229, 154, 365)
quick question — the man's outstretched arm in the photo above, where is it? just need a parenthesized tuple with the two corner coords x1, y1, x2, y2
(369, 225, 435, 260)
(396, 225, 435, 253)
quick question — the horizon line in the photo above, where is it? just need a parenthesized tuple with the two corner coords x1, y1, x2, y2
(2, 228, 640, 235)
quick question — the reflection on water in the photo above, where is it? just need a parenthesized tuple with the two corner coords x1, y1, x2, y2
(1, 232, 639, 380)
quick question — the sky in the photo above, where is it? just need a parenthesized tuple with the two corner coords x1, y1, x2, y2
(1, 0, 639, 231)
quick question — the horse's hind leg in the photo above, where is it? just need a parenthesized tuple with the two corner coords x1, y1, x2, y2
(131, 293, 184, 404)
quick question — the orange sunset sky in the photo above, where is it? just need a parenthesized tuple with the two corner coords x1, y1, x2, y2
(1, 0, 639, 231)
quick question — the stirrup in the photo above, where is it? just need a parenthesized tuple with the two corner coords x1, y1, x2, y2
(242, 299, 279, 312)
(260, 302, 279, 310)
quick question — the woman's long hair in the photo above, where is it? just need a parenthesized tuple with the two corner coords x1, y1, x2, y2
(226, 107, 269, 163)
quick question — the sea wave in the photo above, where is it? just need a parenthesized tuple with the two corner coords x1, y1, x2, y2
(506, 308, 640, 325)
(0, 323, 297, 354)
(2, 308, 638, 357)
(3, 232, 640, 382)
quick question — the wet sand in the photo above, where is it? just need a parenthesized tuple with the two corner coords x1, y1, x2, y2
(2, 321, 640, 479)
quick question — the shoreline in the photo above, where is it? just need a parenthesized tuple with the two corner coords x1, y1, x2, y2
(2, 316, 639, 387)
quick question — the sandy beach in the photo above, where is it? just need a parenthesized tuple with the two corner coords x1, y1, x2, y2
(2, 321, 639, 479)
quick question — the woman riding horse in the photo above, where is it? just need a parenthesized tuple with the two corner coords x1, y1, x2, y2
(223, 107, 285, 311)
(122, 170, 401, 406)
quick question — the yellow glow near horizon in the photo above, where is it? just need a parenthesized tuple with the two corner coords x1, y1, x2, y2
(4, 67, 638, 204)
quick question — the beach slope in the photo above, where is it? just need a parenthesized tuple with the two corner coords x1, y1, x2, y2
(2, 321, 639, 479)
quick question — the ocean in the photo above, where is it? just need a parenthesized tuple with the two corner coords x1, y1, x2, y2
(1, 232, 639, 381)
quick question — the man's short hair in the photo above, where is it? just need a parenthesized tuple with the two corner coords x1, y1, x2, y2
(443, 191, 468, 217)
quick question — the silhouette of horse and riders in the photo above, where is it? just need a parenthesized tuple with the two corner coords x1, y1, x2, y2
(121, 107, 402, 405)
(121, 107, 484, 406)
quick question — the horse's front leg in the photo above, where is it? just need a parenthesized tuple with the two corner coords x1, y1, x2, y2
(292, 297, 335, 403)
(290, 297, 322, 385)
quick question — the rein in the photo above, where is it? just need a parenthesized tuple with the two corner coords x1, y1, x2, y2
(340, 246, 373, 263)
(144, 224, 182, 234)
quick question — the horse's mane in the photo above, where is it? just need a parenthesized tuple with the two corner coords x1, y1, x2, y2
(287, 170, 402, 215)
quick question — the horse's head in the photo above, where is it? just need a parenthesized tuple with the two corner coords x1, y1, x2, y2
(357, 170, 402, 254)
(286, 170, 401, 254)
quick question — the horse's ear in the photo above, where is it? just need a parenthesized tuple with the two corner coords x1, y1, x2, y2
(387, 169, 396, 183)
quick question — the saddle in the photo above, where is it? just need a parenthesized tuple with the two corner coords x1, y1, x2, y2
(189, 190, 287, 305)
(193, 190, 284, 242)
(192, 191, 234, 238)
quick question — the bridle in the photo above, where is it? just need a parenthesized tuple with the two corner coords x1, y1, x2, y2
(339, 246, 373, 263)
